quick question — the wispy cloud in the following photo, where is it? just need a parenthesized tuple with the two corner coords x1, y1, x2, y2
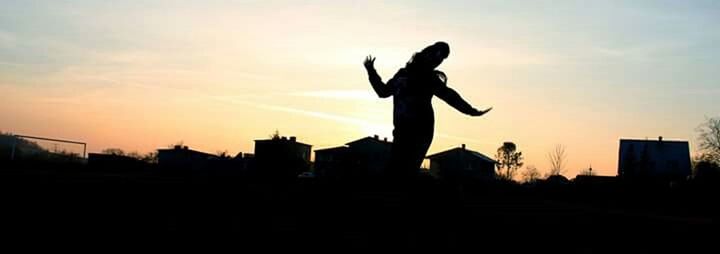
(0, 62, 28, 68)
(216, 94, 491, 146)
(258, 104, 385, 128)
(216, 95, 389, 129)
(290, 89, 377, 101)
(586, 41, 693, 63)
(678, 87, 720, 95)
(436, 133, 496, 146)
(0, 30, 16, 48)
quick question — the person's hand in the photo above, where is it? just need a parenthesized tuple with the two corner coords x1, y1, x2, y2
(469, 107, 492, 117)
(364, 55, 376, 71)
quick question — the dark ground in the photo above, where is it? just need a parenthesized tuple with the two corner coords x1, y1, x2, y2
(0, 165, 717, 252)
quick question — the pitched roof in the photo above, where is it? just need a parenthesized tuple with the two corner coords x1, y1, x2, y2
(345, 136, 392, 147)
(426, 147, 496, 163)
(314, 146, 350, 153)
(157, 147, 218, 158)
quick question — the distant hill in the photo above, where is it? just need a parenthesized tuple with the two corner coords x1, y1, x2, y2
(0, 133, 81, 162)
(0, 133, 45, 158)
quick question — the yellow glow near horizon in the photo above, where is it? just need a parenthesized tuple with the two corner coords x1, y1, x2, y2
(2, 1, 718, 178)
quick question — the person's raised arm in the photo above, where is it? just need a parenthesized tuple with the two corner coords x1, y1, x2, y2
(364, 55, 393, 98)
(435, 86, 492, 116)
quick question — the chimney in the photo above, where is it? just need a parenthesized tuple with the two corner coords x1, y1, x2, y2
(290, 136, 296, 142)
(373, 135, 379, 140)
(281, 136, 287, 140)
(383, 137, 387, 142)
(658, 136, 663, 142)
(461, 144, 466, 150)
(183, 146, 189, 150)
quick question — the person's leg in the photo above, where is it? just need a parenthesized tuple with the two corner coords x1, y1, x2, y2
(408, 126, 433, 175)
(388, 131, 432, 180)
(387, 122, 433, 180)
(387, 135, 410, 179)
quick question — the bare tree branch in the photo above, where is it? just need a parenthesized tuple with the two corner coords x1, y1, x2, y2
(547, 144, 567, 176)
(522, 165, 541, 183)
(697, 117, 720, 163)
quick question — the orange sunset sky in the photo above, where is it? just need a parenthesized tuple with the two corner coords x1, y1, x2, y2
(2, 1, 719, 177)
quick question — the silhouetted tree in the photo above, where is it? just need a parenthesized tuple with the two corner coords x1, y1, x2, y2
(216, 150, 231, 159)
(0, 132, 46, 159)
(127, 151, 142, 159)
(106, 149, 157, 163)
(168, 141, 184, 148)
(41, 149, 83, 163)
(697, 117, 720, 163)
(547, 144, 567, 176)
(270, 130, 281, 140)
(141, 151, 158, 164)
(522, 165, 541, 183)
(496, 142, 524, 180)
(102, 148, 126, 156)
(693, 154, 720, 181)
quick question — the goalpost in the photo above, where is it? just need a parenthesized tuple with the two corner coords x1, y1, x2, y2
(10, 134, 87, 160)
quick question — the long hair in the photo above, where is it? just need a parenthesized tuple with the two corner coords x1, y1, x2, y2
(406, 41, 450, 84)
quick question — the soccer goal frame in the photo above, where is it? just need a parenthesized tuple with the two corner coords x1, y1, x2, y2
(10, 134, 87, 160)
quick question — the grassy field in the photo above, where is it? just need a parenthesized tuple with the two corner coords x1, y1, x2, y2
(0, 166, 717, 252)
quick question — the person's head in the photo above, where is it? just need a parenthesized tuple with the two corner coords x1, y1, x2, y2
(408, 41, 450, 71)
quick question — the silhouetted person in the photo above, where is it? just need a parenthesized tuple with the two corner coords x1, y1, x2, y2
(364, 41, 492, 180)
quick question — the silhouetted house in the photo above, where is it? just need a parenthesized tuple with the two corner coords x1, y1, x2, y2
(426, 144, 496, 181)
(254, 136, 311, 178)
(314, 146, 351, 178)
(157, 145, 219, 170)
(88, 153, 148, 171)
(544, 174, 571, 185)
(346, 135, 393, 176)
(232, 152, 255, 171)
(573, 175, 619, 188)
(314, 135, 392, 179)
(617, 137, 691, 181)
